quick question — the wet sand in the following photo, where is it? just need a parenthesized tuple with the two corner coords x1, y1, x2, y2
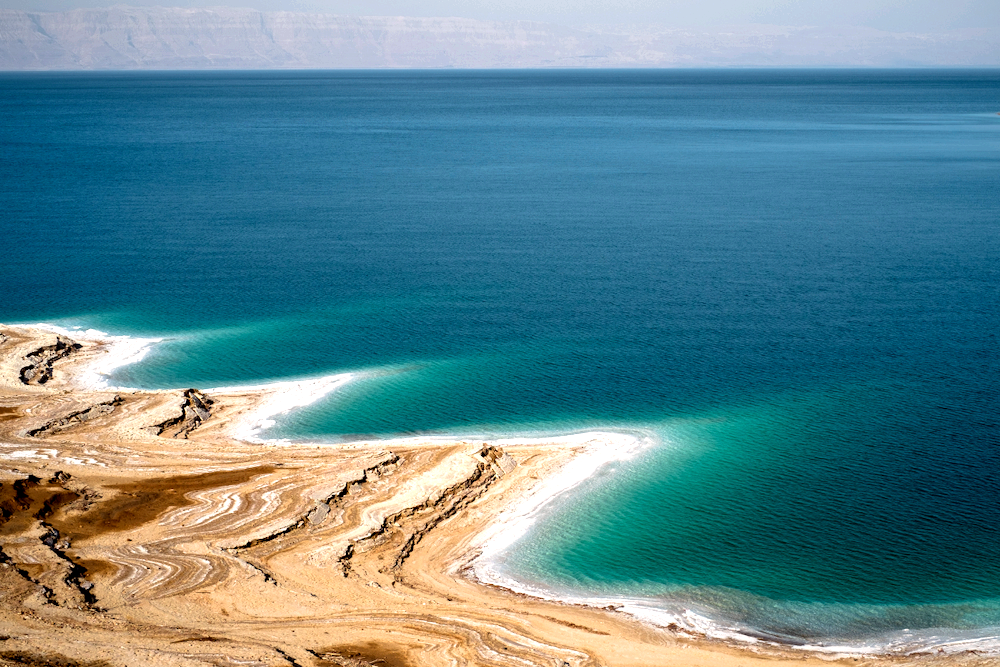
(0, 324, 980, 667)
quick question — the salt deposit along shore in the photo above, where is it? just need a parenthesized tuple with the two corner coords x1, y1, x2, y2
(0, 324, 981, 667)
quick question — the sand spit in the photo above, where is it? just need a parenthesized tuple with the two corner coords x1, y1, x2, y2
(0, 325, 976, 667)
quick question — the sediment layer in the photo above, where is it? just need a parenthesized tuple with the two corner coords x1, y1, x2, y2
(0, 324, 976, 667)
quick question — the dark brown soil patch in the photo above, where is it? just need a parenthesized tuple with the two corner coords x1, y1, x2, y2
(0, 407, 20, 423)
(48, 466, 275, 542)
(0, 651, 111, 667)
(315, 643, 414, 667)
(16, 563, 45, 579)
(0, 477, 80, 536)
(73, 558, 117, 579)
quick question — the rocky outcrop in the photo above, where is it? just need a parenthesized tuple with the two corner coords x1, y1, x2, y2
(18, 337, 81, 385)
(231, 455, 401, 553)
(347, 452, 506, 574)
(478, 444, 517, 477)
(27, 395, 123, 437)
(386, 460, 496, 571)
(149, 389, 213, 439)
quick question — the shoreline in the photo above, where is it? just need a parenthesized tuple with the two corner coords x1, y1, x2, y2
(17, 321, 164, 389)
(207, 373, 359, 443)
(0, 322, 983, 666)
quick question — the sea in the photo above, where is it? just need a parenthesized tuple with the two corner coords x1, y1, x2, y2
(2, 69, 998, 654)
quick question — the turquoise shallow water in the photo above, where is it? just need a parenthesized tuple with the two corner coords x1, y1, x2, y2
(2, 70, 999, 650)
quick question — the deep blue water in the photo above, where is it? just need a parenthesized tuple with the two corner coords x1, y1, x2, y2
(2, 70, 999, 649)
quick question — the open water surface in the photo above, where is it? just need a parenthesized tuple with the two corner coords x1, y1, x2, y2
(1, 69, 999, 651)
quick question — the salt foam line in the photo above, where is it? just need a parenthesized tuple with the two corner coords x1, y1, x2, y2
(208, 373, 356, 443)
(14, 323, 356, 442)
(22, 323, 162, 390)
(472, 430, 652, 566)
(474, 514, 1000, 657)
(467, 567, 876, 656)
(462, 430, 880, 657)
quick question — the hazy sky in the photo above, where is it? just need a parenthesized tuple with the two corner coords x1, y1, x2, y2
(7, 0, 1000, 32)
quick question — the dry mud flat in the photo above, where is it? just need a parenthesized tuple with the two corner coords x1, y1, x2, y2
(0, 325, 981, 667)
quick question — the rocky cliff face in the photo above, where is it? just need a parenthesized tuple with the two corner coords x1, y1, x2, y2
(0, 6, 997, 69)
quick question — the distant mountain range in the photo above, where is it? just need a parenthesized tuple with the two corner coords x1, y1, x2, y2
(1, 6, 997, 69)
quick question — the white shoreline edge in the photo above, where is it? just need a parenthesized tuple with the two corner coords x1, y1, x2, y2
(9, 322, 1000, 658)
(207, 373, 357, 443)
(11, 322, 360, 444)
(20, 322, 164, 390)
(463, 444, 1000, 659)
(453, 430, 808, 653)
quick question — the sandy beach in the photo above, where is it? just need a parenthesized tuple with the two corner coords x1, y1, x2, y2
(0, 324, 983, 667)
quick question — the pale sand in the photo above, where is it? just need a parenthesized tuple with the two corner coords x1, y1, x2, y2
(0, 324, 979, 667)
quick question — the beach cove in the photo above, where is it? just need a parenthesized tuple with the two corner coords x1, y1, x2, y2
(0, 323, 984, 667)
